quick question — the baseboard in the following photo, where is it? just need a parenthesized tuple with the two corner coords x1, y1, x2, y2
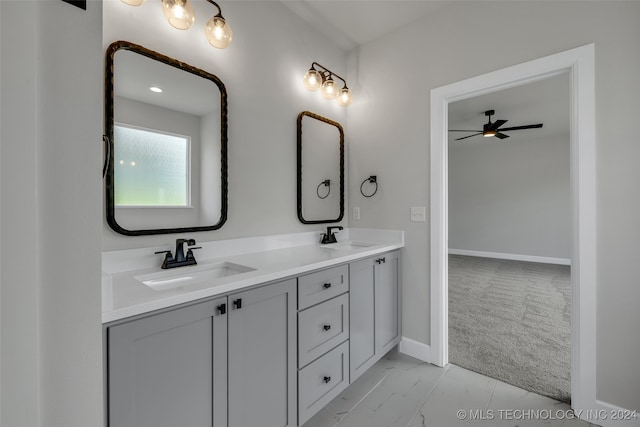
(448, 248, 571, 266)
(399, 337, 432, 363)
(577, 400, 640, 427)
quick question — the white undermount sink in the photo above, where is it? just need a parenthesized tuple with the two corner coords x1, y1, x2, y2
(321, 241, 377, 251)
(134, 261, 256, 291)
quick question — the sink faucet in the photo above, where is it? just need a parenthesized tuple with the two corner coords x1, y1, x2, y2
(320, 226, 343, 244)
(155, 238, 201, 269)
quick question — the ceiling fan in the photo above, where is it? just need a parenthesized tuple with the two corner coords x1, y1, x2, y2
(449, 109, 543, 141)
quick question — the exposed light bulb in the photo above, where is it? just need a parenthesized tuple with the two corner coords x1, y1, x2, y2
(161, 0, 195, 30)
(337, 87, 353, 106)
(121, 0, 144, 5)
(205, 16, 233, 49)
(321, 77, 338, 100)
(303, 69, 322, 91)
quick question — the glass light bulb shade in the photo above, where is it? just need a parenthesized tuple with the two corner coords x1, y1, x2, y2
(303, 69, 322, 91)
(321, 79, 338, 99)
(205, 16, 233, 49)
(161, 0, 195, 30)
(337, 88, 353, 106)
(483, 131, 496, 137)
(121, 0, 144, 5)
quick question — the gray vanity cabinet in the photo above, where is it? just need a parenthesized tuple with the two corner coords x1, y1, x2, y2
(349, 250, 401, 382)
(107, 297, 228, 427)
(227, 278, 297, 427)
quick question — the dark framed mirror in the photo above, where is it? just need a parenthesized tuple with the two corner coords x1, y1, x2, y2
(297, 111, 344, 224)
(105, 41, 227, 236)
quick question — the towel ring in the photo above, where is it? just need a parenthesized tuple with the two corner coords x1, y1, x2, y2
(360, 175, 378, 198)
(316, 179, 331, 199)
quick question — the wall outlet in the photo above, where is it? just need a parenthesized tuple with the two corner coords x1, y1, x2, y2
(410, 207, 426, 222)
(352, 207, 360, 220)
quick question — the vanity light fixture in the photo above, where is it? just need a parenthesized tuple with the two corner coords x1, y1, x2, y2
(120, 0, 232, 49)
(303, 62, 352, 106)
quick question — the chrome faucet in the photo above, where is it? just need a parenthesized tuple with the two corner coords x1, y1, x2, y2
(155, 238, 201, 269)
(320, 226, 343, 244)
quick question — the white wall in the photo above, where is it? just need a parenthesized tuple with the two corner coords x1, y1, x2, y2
(448, 133, 571, 259)
(347, 1, 640, 411)
(103, 0, 349, 250)
(1, 1, 104, 426)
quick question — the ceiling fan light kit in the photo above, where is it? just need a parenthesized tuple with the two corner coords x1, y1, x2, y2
(449, 109, 543, 141)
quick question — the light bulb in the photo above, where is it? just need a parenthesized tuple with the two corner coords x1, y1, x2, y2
(161, 0, 195, 30)
(321, 77, 338, 100)
(205, 16, 233, 49)
(337, 87, 353, 106)
(483, 131, 496, 137)
(121, 0, 144, 5)
(303, 69, 322, 91)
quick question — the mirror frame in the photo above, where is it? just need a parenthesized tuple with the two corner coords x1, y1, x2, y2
(296, 111, 344, 224)
(104, 40, 228, 236)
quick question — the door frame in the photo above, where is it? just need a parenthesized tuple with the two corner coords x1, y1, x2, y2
(429, 44, 596, 412)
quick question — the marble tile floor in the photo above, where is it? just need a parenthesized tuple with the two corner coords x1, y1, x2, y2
(304, 350, 597, 427)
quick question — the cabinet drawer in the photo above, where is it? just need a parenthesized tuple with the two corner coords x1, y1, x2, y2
(298, 340, 350, 426)
(298, 293, 349, 368)
(298, 264, 348, 309)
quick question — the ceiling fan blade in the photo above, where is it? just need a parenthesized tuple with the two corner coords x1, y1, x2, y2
(454, 133, 483, 141)
(495, 132, 510, 139)
(448, 129, 482, 132)
(498, 123, 543, 132)
(488, 119, 508, 130)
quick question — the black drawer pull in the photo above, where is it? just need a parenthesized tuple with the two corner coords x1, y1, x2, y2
(323, 283, 332, 289)
(323, 376, 331, 384)
(217, 304, 226, 315)
(323, 324, 331, 331)
(233, 299, 242, 309)
(376, 257, 386, 264)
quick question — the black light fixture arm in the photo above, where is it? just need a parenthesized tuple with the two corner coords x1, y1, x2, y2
(204, 0, 224, 18)
(311, 62, 348, 88)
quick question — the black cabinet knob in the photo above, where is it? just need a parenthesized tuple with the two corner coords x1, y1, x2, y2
(323, 324, 331, 331)
(233, 299, 242, 309)
(217, 304, 226, 315)
(323, 376, 331, 384)
(323, 283, 332, 289)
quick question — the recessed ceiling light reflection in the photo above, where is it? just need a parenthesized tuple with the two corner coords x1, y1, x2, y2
(149, 86, 163, 93)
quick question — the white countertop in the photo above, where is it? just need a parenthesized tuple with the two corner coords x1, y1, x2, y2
(102, 228, 404, 323)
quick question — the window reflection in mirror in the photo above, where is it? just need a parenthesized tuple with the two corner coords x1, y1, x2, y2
(297, 111, 344, 224)
(105, 41, 227, 235)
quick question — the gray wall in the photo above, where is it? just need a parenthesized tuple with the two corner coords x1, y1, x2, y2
(103, 0, 349, 250)
(448, 133, 571, 259)
(346, 1, 640, 411)
(1, 1, 104, 426)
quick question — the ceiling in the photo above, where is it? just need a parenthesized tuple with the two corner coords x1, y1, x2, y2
(280, 1, 450, 51)
(448, 73, 570, 146)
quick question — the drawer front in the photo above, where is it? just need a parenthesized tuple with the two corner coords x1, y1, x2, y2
(298, 340, 350, 426)
(298, 293, 349, 368)
(298, 264, 349, 309)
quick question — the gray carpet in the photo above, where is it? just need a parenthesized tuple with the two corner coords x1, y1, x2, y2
(448, 255, 571, 403)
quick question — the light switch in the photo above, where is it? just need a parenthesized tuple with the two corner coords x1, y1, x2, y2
(352, 207, 360, 220)
(411, 207, 426, 222)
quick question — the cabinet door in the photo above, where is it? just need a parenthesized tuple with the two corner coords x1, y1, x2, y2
(107, 297, 228, 427)
(349, 256, 376, 382)
(228, 279, 297, 427)
(375, 251, 401, 355)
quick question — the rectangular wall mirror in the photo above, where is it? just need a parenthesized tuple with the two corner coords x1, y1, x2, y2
(104, 41, 228, 235)
(297, 111, 344, 224)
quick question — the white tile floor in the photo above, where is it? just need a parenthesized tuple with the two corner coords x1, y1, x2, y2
(304, 350, 597, 427)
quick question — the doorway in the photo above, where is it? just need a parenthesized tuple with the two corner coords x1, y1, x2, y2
(447, 74, 571, 402)
(429, 45, 596, 413)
